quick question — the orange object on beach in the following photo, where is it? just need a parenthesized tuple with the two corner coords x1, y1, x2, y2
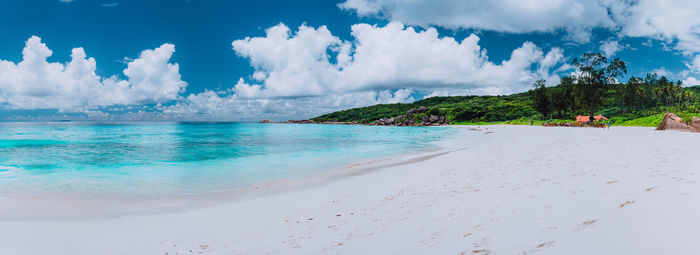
(575, 115, 607, 122)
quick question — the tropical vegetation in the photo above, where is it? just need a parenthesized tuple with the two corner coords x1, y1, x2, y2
(312, 53, 700, 127)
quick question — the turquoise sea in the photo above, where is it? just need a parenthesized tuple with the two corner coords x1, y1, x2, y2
(0, 122, 456, 198)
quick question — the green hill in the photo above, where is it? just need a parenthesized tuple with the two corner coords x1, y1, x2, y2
(311, 82, 700, 126)
(311, 93, 534, 124)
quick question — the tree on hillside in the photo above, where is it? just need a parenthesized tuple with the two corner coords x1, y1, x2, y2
(622, 77, 644, 111)
(572, 53, 627, 122)
(529, 79, 551, 118)
(550, 76, 576, 118)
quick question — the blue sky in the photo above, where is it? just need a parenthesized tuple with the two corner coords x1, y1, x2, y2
(0, 0, 366, 94)
(1, 0, 699, 121)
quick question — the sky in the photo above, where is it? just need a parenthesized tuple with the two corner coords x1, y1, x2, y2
(1, 0, 700, 121)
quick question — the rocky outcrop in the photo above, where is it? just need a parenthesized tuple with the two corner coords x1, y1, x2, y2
(287, 120, 315, 124)
(372, 107, 449, 126)
(267, 106, 449, 126)
(657, 113, 698, 132)
(692, 117, 700, 131)
(279, 120, 362, 125)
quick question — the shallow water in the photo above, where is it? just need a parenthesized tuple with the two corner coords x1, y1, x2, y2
(0, 122, 457, 198)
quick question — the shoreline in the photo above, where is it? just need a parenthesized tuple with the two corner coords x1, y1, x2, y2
(3, 125, 700, 254)
(0, 126, 486, 221)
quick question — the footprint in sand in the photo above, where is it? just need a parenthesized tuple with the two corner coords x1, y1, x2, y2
(583, 219, 597, 225)
(536, 241, 556, 248)
(572, 219, 598, 232)
(619, 201, 635, 208)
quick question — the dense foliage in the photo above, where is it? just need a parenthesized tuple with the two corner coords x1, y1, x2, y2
(311, 94, 537, 124)
(571, 53, 627, 121)
(312, 82, 700, 126)
(312, 54, 700, 126)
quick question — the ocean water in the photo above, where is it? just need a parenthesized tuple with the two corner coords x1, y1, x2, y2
(0, 122, 456, 198)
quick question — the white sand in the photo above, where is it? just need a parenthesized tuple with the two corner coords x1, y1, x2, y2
(2, 125, 700, 254)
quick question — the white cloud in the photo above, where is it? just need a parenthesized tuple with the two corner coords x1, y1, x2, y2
(233, 78, 262, 99)
(689, 55, 700, 73)
(682, 76, 700, 87)
(339, 0, 700, 61)
(1, 26, 564, 120)
(230, 22, 564, 99)
(114, 43, 187, 103)
(231, 24, 343, 97)
(339, 0, 616, 43)
(611, 0, 700, 54)
(59, 0, 75, 3)
(338, 0, 700, 85)
(652, 67, 673, 78)
(162, 89, 416, 121)
(600, 40, 622, 57)
(337, 0, 383, 16)
(0, 36, 186, 111)
(338, 0, 700, 51)
(538, 47, 564, 83)
(101, 3, 119, 7)
(157, 21, 566, 121)
(425, 90, 449, 98)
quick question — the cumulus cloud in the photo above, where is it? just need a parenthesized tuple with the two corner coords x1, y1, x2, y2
(600, 40, 623, 57)
(162, 89, 416, 121)
(652, 67, 673, 78)
(230, 22, 564, 100)
(425, 90, 449, 98)
(2, 26, 564, 120)
(611, 0, 700, 54)
(154, 21, 565, 121)
(610, 0, 700, 76)
(338, 0, 700, 50)
(682, 76, 700, 87)
(688, 55, 700, 73)
(339, 0, 615, 43)
(231, 24, 342, 97)
(339, 0, 700, 84)
(0, 36, 186, 112)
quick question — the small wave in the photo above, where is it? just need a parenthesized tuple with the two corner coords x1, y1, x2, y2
(0, 139, 67, 148)
(0, 165, 24, 177)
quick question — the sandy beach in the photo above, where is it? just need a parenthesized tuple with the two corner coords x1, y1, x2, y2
(2, 125, 700, 254)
